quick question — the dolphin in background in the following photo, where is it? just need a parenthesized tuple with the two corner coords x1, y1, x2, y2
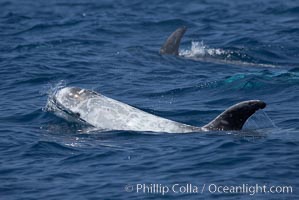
(159, 26, 278, 68)
(160, 26, 187, 56)
(48, 87, 266, 133)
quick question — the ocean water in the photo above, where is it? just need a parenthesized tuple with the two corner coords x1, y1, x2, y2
(1, 0, 299, 199)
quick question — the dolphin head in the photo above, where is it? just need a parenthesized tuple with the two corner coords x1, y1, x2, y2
(54, 87, 98, 110)
(50, 87, 99, 124)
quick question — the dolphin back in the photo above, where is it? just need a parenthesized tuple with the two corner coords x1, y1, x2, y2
(50, 87, 267, 133)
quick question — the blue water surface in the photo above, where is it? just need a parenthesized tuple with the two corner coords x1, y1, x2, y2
(1, 0, 299, 199)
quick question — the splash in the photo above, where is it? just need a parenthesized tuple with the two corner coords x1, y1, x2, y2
(43, 80, 67, 113)
(179, 41, 228, 57)
(243, 110, 276, 130)
(179, 41, 277, 68)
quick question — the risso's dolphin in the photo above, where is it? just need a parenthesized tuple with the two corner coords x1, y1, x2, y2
(48, 87, 266, 133)
(160, 26, 187, 56)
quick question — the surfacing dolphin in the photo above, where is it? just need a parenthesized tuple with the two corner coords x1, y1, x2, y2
(160, 26, 187, 56)
(159, 27, 278, 68)
(49, 87, 266, 133)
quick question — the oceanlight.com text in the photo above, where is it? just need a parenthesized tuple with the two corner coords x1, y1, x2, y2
(124, 183, 293, 196)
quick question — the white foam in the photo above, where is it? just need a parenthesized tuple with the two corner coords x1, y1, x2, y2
(180, 41, 227, 57)
(179, 41, 277, 68)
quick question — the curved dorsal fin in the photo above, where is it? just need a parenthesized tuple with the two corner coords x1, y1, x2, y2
(160, 26, 187, 56)
(203, 100, 266, 131)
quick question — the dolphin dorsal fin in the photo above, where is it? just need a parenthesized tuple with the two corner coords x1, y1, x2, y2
(160, 26, 187, 56)
(203, 100, 266, 131)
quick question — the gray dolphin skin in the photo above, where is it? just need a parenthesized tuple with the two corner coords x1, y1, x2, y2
(160, 26, 187, 55)
(202, 100, 266, 131)
(50, 87, 266, 133)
